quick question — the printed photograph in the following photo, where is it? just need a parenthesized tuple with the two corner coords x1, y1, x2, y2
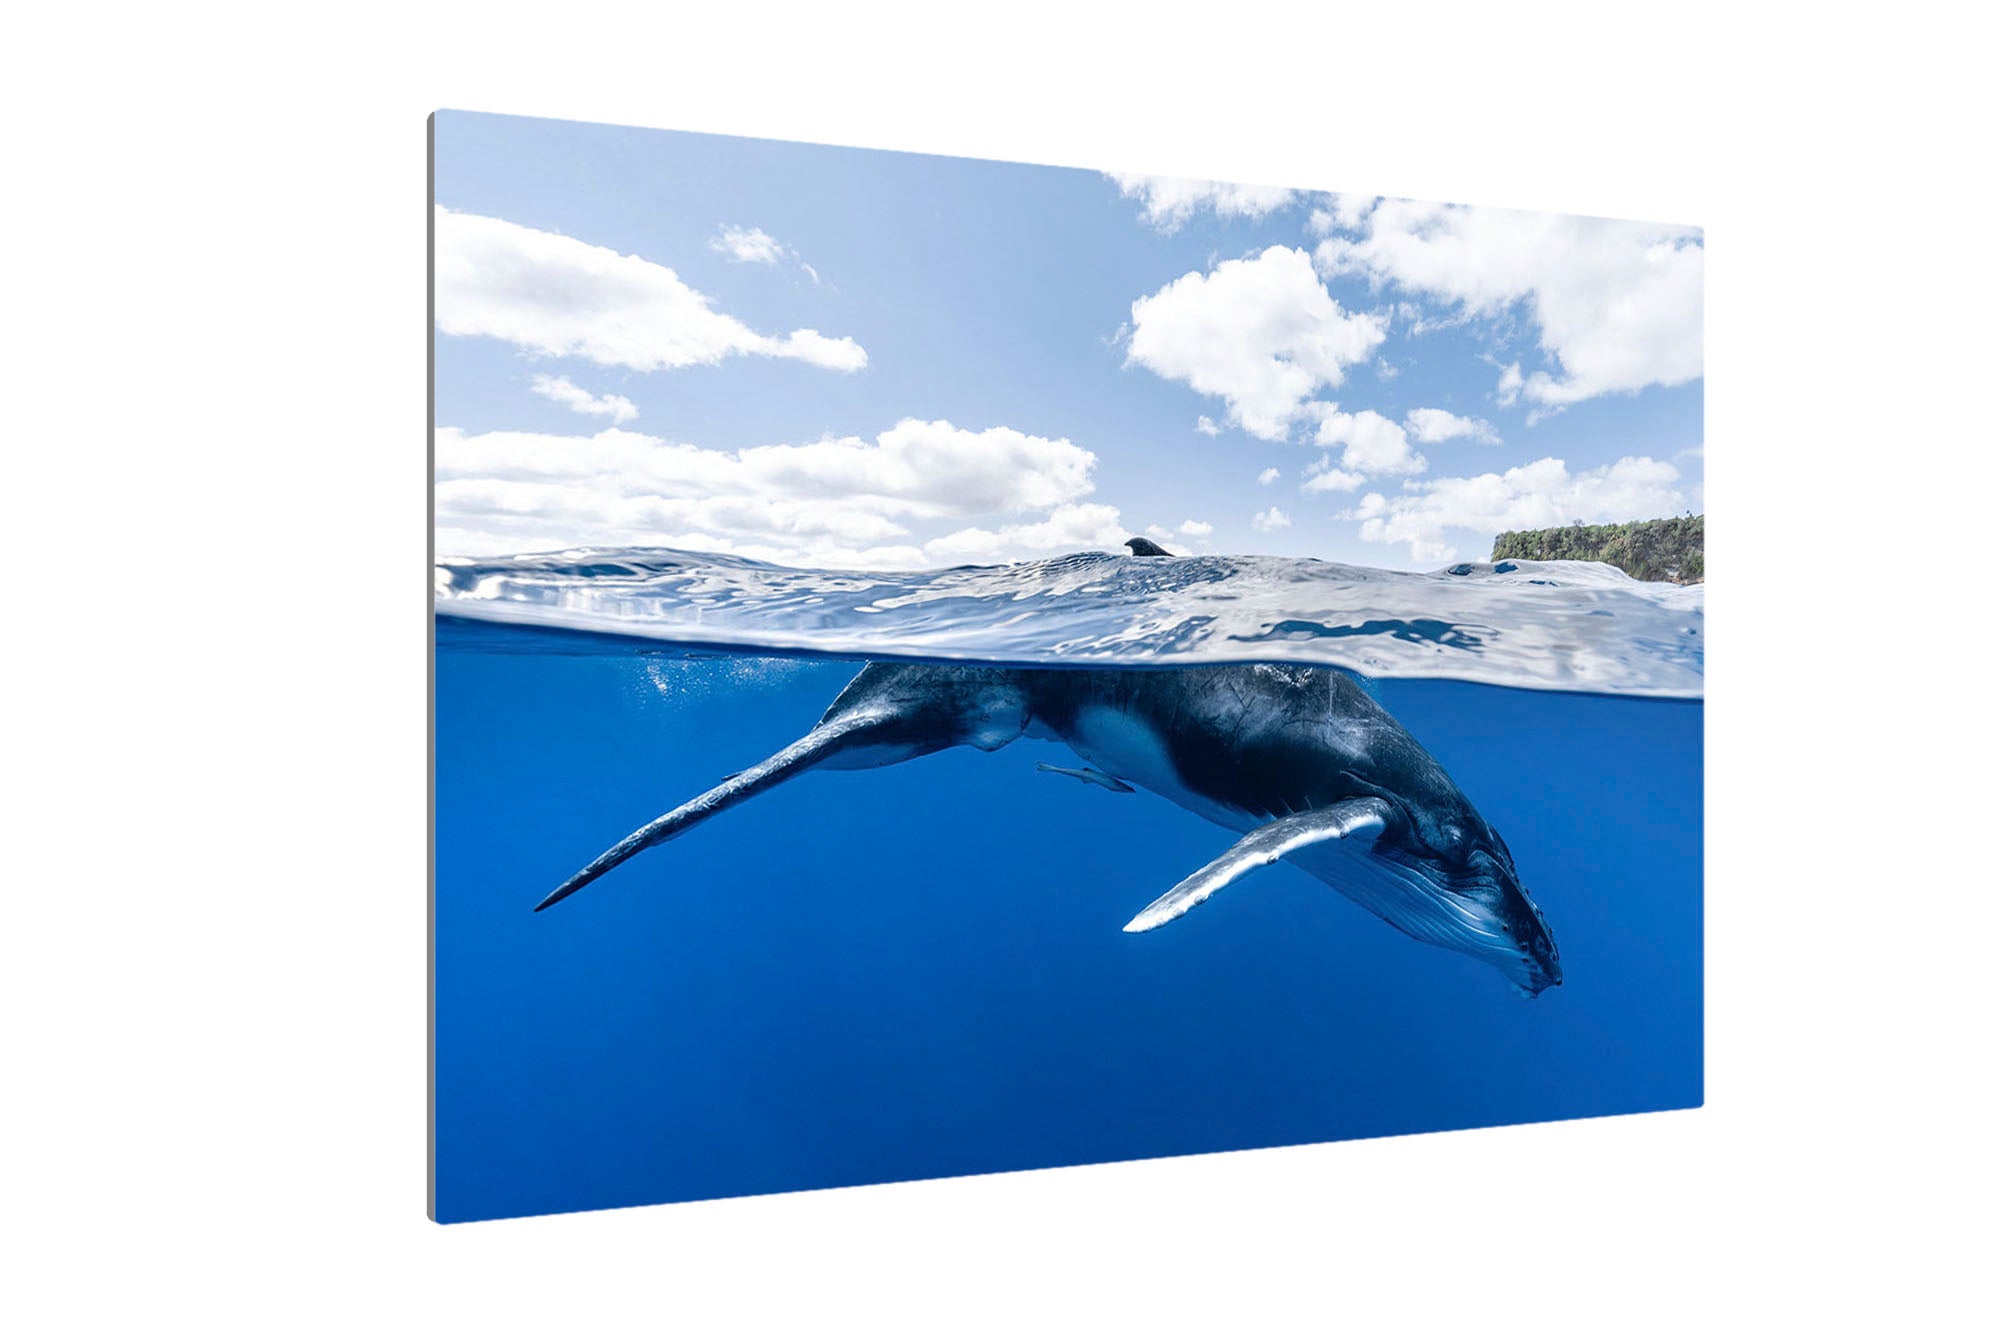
(431, 109, 1704, 1224)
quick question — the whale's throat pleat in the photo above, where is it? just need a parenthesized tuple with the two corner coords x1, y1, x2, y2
(1284, 839, 1515, 966)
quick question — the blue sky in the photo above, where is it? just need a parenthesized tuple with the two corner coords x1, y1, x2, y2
(433, 110, 1703, 569)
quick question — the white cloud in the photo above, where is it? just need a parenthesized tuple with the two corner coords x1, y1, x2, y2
(1195, 415, 1222, 436)
(922, 504, 1128, 566)
(434, 206, 865, 373)
(767, 329, 864, 370)
(1312, 406, 1425, 477)
(1394, 300, 1477, 338)
(709, 225, 785, 264)
(1306, 194, 1376, 237)
(1314, 198, 1702, 409)
(1126, 246, 1386, 441)
(1251, 506, 1292, 531)
(1134, 519, 1217, 550)
(711, 225, 822, 284)
(1301, 465, 1364, 494)
(435, 418, 1111, 568)
(1257, 467, 1280, 485)
(528, 373, 638, 424)
(1108, 173, 1295, 233)
(1349, 455, 1685, 562)
(1404, 407, 1500, 445)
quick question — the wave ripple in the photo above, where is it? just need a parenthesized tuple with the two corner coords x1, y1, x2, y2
(434, 548, 1703, 698)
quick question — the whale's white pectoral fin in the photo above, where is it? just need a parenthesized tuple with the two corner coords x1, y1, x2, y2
(536, 713, 885, 912)
(1122, 799, 1391, 933)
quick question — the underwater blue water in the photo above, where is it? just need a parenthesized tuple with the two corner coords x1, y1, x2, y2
(432, 572, 1702, 1223)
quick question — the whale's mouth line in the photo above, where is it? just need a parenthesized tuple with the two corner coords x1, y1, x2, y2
(1343, 843, 1559, 994)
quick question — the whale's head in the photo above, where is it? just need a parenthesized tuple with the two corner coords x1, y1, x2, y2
(1445, 832, 1562, 997)
(1367, 813, 1563, 998)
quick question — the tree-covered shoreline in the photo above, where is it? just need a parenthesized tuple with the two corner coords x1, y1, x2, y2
(1492, 515, 1703, 584)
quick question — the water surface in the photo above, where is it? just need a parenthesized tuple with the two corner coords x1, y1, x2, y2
(432, 549, 1702, 1222)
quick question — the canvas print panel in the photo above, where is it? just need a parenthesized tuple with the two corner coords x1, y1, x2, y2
(430, 110, 1703, 1224)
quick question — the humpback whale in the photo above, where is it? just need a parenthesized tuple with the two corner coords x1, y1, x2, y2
(539, 661, 1562, 996)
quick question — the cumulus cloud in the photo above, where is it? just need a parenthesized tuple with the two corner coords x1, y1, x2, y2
(1306, 194, 1376, 237)
(1251, 506, 1292, 531)
(1301, 462, 1364, 494)
(710, 224, 822, 283)
(1126, 246, 1386, 441)
(1143, 520, 1214, 549)
(1195, 415, 1222, 436)
(709, 225, 786, 264)
(434, 206, 865, 373)
(1349, 455, 1685, 562)
(923, 504, 1128, 566)
(434, 418, 1114, 568)
(1257, 467, 1280, 485)
(1108, 173, 1295, 233)
(528, 373, 637, 424)
(1312, 406, 1425, 477)
(1314, 198, 1702, 409)
(1404, 407, 1500, 445)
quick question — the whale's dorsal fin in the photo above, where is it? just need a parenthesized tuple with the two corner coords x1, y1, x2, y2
(1122, 798, 1390, 932)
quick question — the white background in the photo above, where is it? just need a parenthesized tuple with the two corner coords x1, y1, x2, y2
(5, 3, 1992, 1327)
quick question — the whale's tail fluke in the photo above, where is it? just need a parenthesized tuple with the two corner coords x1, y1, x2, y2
(534, 715, 875, 911)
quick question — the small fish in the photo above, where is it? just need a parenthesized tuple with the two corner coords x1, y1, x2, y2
(1035, 761, 1134, 793)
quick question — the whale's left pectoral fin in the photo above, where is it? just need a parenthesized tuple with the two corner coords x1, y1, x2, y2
(1122, 799, 1391, 933)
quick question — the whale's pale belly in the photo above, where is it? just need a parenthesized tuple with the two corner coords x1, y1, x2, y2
(1049, 705, 1257, 836)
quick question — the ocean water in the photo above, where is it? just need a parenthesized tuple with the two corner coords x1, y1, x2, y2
(432, 551, 1702, 1223)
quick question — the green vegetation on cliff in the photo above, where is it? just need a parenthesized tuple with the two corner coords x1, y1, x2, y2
(1491, 515, 1703, 583)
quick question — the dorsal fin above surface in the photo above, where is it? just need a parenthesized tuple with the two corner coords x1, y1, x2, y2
(1122, 798, 1391, 932)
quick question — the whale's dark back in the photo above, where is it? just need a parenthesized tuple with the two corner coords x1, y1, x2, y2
(1016, 664, 1497, 865)
(817, 660, 1511, 877)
